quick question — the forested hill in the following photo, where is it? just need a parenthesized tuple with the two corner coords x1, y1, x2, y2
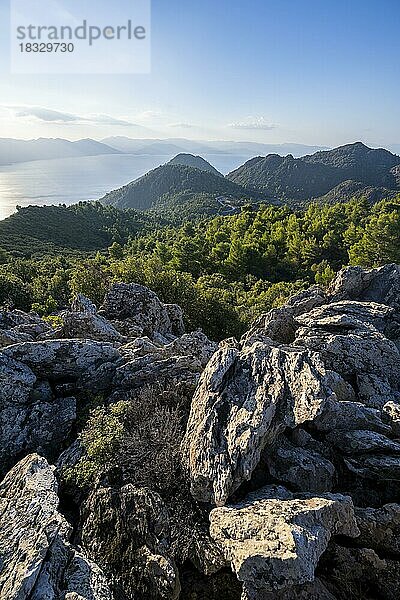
(227, 142, 400, 203)
(1, 197, 399, 339)
(100, 163, 267, 210)
(0, 203, 161, 256)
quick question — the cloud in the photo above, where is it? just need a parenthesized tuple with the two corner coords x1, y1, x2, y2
(168, 122, 195, 129)
(14, 107, 79, 123)
(228, 116, 277, 130)
(8, 106, 144, 128)
(89, 114, 146, 128)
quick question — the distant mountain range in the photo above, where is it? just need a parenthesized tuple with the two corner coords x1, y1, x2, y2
(0, 136, 329, 166)
(100, 142, 400, 213)
(0, 138, 121, 166)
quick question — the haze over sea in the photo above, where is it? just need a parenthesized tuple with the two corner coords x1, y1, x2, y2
(0, 153, 246, 221)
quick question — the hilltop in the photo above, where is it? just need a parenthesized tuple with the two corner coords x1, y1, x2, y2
(100, 162, 266, 212)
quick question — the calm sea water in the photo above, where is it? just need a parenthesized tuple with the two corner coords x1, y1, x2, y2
(0, 153, 247, 221)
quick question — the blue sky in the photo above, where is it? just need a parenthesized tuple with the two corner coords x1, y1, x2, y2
(0, 0, 399, 148)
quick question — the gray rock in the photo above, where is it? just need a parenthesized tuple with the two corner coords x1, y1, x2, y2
(0, 454, 112, 600)
(3, 339, 120, 391)
(164, 304, 185, 337)
(383, 401, 400, 436)
(209, 491, 359, 597)
(58, 311, 124, 343)
(312, 397, 392, 434)
(295, 300, 395, 334)
(0, 309, 51, 348)
(294, 326, 400, 408)
(0, 355, 76, 470)
(329, 264, 400, 309)
(344, 454, 400, 480)
(326, 429, 400, 454)
(243, 286, 326, 345)
(71, 293, 98, 315)
(265, 437, 336, 493)
(115, 330, 217, 392)
(182, 339, 338, 506)
(99, 283, 176, 340)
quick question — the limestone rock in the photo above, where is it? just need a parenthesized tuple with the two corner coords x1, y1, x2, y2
(344, 454, 400, 480)
(0, 454, 112, 600)
(329, 263, 400, 309)
(99, 283, 177, 340)
(209, 491, 359, 597)
(326, 429, 400, 454)
(0, 309, 51, 348)
(182, 338, 337, 505)
(115, 330, 217, 392)
(383, 401, 400, 436)
(243, 286, 326, 345)
(58, 310, 124, 343)
(312, 397, 391, 434)
(3, 339, 120, 391)
(265, 437, 336, 493)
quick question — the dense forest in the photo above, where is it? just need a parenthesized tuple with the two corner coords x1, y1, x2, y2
(0, 196, 399, 339)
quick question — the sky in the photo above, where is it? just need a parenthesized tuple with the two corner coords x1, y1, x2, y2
(0, 0, 399, 149)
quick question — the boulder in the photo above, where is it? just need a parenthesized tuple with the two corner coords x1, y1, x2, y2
(0, 354, 76, 471)
(243, 286, 326, 345)
(115, 330, 217, 393)
(58, 310, 124, 343)
(0, 454, 112, 599)
(82, 483, 180, 600)
(99, 283, 177, 340)
(0, 309, 51, 348)
(209, 490, 359, 598)
(326, 429, 400, 454)
(3, 339, 121, 391)
(328, 263, 400, 309)
(265, 437, 336, 493)
(182, 338, 338, 505)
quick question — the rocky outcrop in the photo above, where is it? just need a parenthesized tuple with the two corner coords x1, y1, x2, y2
(182, 339, 339, 505)
(210, 489, 358, 599)
(0, 309, 52, 347)
(99, 283, 184, 340)
(2, 267, 400, 599)
(115, 331, 217, 393)
(0, 454, 112, 599)
(182, 264, 400, 597)
(3, 339, 121, 390)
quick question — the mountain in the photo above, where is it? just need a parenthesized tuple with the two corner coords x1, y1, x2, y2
(103, 137, 328, 158)
(0, 138, 122, 166)
(227, 142, 400, 203)
(167, 153, 223, 176)
(100, 163, 266, 211)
